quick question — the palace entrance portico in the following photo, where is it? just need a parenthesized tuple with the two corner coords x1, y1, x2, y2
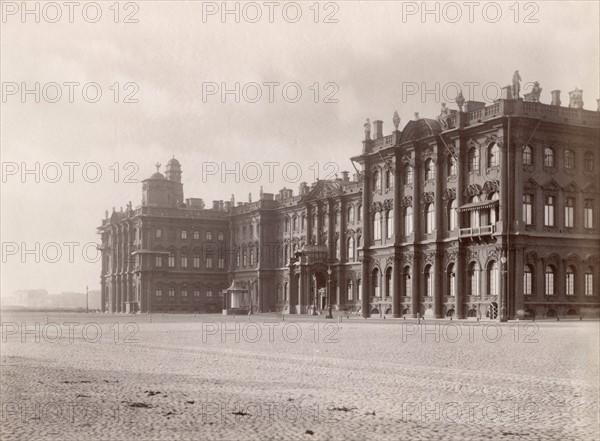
(287, 245, 336, 315)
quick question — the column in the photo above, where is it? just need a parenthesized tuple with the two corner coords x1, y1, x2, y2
(361, 163, 371, 318)
(411, 254, 420, 318)
(455, 138, 466, 319)
(393, 158, 403, 318)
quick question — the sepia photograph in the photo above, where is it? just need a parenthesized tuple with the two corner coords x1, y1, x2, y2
(1, 1, 599, 440)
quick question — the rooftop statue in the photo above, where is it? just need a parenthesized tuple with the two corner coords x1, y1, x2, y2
(455, 89, 465, 112)
(569, 88, 584, 109)
(524, 81, 542, 103)
(512, 70, 522, 99)
(392, 110, 401, 131)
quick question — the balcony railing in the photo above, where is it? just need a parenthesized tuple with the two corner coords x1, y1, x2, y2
(459, 225, 495, 238)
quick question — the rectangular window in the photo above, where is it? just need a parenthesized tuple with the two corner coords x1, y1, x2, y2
(523, 194, 533, 225)
(206, 257, 213, 269)
(194, 290, 200, 297)
(545, 271, 555, 296)
(218, 258, 225, 269)
(155, 229, 162, 238)
(155, 256, 162, 267)
(206, 290, 213, 297)
(194, 231, 200, 240)
(181, 254, 188, 268)
(206, 231, 212, 240)
(585, 273, 594, 296)
(155, 289, 162, 297)
(181, 230, 187, 239)
(168, 289, 175, 297)
(566, 272, 575, 296)
(565, 198, 575, 228)
(193, 255, 200, 268)
(218, 232, 224, 241)
(181, 290, 187, 297)
(168, 254, 175, 268)
(523, 270, 532, 296)
(544, 196, 555, 226)
(584, 200, 594, 229)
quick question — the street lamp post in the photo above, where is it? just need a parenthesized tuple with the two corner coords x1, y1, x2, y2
(311, 274, 318, 315)
(326, 265, 333, 319)
(500, 255, 508, 322)
(86, 285, 89, 313)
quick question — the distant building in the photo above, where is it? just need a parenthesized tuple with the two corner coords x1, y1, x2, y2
(98, 78, 600, 319)
(7, 289, 48, 308)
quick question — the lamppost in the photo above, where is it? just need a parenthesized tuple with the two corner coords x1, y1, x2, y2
(326, 265, 333, 319)
(311, 274, 318, 315)
(500, 255, 508, 322)
(86, 285, 89, 313)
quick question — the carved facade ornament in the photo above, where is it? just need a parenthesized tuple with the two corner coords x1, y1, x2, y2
(568, 88, 584, 109)
(524, 177, 541, 190)
(446, 251, 458, 263)
(544, 179, 562, 193)
(484, 134, 498, 145)
(442, 188, 457, 201)
(421, 192, 435, 204)
(467, 139, 480, 149)
(356, 227, 363, 235)
(383, 199, 394, 210)
(369, 201, 384, 213)
(464, 183, 482, 197)
(566, 254, 580, 266)
(545, 254, 560, 266)
(400, 196, 413, 207)
(582, 183, 599, 194)
(401, 155, 415, 167)
(421, 147, 435, 162)
(482, 180, 500, 194)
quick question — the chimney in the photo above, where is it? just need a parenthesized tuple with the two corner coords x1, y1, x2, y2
(219, 200, 224, 211)
(212, 201, 219, 210)
(551, 90, 561, 106)
(341, 171, 349, 182)
(224, 201, 232, 211)
(501, 86, 513, 100)
(373, 120, 383, 139)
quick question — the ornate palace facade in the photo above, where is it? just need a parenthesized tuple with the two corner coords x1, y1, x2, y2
(98, 81, 600, 319)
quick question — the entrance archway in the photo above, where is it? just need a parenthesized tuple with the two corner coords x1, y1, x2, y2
(312, 271, 327, 310)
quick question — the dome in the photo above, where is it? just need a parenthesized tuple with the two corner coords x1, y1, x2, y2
(167, 157, 181, 168)
(149, 172, 165, 180)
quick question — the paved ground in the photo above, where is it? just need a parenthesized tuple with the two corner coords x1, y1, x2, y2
(1, 312, 598, 440)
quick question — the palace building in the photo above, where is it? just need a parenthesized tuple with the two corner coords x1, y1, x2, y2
(98, 78, 600, 319)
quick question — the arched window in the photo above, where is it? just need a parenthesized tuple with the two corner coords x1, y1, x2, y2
(585, 151, 595, 172)
(404, 207, 413, 236)
(447, 263, 456, 297)
(468, 148, 479, 172)
(301, 215, 306, 231)
(489, 192, 499, 225)
(470, 196, 480, 228)
(385, 267, 392, 298)
(425, 203, 435, 234)
(564, 149, 575, 170)
(469, 262, 480, 296)
(522, 145, 533, 165)
(335, 238, 340, 259)
(424, 265, 433, 298)
(385, 169, 393, 189)
(373, 212, 382, 240)
(403, 266, 412, 297)
(357, 278, 362, 300)
(242, 248, 248, 267)
(347, 205, 354, 223)
(356, 236, 361, 250)
(404, 166, 413, 185)
(357, 205, 362, 221)
(448, 199, 457, 231)
(425, 159, 435, 181)
(565, 197, 575, 228)
(545, 265, 556, 296)
(544, 147, 555, 168)
(447, 155, 457, 176)
(347, 280, 353, 301)
(347, 237, 355, 260)
(284, 218, 290, 232)
(566, 266, 575, 296)
(284, 282, 289, 301)
(372, 268, 380, 297)
(292, 216, 298, 231)
(523, 265, 533, 296)
(373, 170, 381, 191)
(488, 261, 499, 296)
(386, 209, 394, 239)
(284, 245, 289, 264)
(488, 143, 500, 167)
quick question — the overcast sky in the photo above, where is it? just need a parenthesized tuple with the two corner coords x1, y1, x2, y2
(1, 1, 599, 296)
